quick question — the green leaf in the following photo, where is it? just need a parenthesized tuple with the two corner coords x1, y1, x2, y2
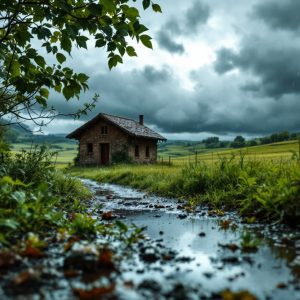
(107, 41, 116, 52)
(152, 3, 162, 13)
(142, 0, 150, 10)
(115, 220, 128, 231)
(34, 55, 46, 68)
(140, 35, 153, 49)
(54, 83, 62, 93)
(76, 36, 89, 49)
(56, 53, 66, 64)
(100, 0, 116, 13)
(116, 28, 128, 37)
(125, 7, 140, 18)
(117, 44, 125, 56)
(11, 191, 25, 205)
(62, 86, 74, 100)
(19, 56, 31, 69)
(115, 55, 122, 63)
(136, 25, 149, 35)
(77, 73, 89, 83)
(40, 88, 50, 99)
(0, 49, 5, 60)
(65, 23, 78, 37)
(102, 26, 113, 37)
(108, 56, 118, 70)
(95, 39, 106, 48)
(60, 37, 72, 54)
(15, 77, 27, 93)
(126, 46, 137, 57)
(87, 3, 103, 16)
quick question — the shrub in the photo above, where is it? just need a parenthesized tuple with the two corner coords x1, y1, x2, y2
(112, 145, 132, 164)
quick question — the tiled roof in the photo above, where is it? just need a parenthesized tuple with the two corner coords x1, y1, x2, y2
(66, 113, 167, 141)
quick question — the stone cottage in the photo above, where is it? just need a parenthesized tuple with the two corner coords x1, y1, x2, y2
(66, 113, 167, 165)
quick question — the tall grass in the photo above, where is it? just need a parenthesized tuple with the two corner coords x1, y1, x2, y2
(70, 152, 300, 224)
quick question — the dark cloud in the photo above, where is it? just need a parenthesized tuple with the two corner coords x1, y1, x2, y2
(252, 0, 300, 32)
(185, 1, 210, 29)
(156, 31, 185, 55)
(46, 63, 300, 137)
(214, 37, 300, 99)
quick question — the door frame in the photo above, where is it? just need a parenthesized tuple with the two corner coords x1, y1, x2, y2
(99, 142, 110, 165)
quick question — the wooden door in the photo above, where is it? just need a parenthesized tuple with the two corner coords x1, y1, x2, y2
(101, 143, 110, 165)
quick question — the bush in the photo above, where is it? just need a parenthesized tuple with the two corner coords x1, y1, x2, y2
(112, 146, 132, 164)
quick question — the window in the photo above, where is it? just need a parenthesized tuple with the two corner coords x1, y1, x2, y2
(87, 143, 93, 153)
(135, 145, 139, 157)
(146, 146, 150, 158)
(101, 126, 108, 135)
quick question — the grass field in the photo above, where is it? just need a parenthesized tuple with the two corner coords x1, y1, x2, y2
(9, 139, 300, 166)
(10, 142, 78, 165)
(170, 140, 300, 164)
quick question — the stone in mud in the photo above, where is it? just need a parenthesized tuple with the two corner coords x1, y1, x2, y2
(221, 256, 242, 265)
(178, 214, 187, 219)
(175, 256, 194, 263)
(124, 201, 138, 206)
(64, 243, 98, 271)
(138, 279, 161, 292)
(139, 247, 160, 263)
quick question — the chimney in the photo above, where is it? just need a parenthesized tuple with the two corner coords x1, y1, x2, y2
(139, 115, 144, 125)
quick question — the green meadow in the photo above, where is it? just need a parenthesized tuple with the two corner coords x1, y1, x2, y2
(9, 139, 300, 166)
(10, 142, 78, 165)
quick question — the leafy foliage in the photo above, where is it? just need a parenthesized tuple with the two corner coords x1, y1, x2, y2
(0, 0, 162, 128)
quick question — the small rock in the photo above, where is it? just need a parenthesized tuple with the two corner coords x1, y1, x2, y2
(178, 214, 187, 219)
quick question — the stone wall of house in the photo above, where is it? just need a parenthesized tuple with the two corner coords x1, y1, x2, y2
(78, 120, 128, 166)
(128, 137, 157, 164)
(77, 120, 158, 165)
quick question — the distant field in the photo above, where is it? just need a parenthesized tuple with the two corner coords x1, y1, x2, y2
(171, 140, 300, 164)
(10, 142, 78, 165)
(9, 139, 300, 166)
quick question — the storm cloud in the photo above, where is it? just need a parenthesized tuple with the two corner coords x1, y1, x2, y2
(156, 30, 185, 55)
(252, 0, 300, 32)
(29, 0, 300, 139)
(214, 36, 300, 99)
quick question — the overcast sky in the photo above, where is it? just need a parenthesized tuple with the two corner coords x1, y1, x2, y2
(35, 0, 300, 141)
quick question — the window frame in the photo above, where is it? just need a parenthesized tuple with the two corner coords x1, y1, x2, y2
(146, 146, 150, 158)
(135, 145, 139, 157)
(87, 143, 93, 153)
(101, 126, 108, 135)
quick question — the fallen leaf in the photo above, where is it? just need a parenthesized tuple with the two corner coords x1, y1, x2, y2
(73, 283, 115, 299)
(101, 211, 115, 220)
(0, 251, 22, 267)
(64, 270, 80, 277)
(20, 247, 46, 258)
(98, 248, 115, 269)
(220, 220, 231, 230)
(12, 268, 42, 285)
(222, 289, 258, 300)
(277, 283, 287, 289)
(218, 243, 240, 252)
(123, 280, 134, 288)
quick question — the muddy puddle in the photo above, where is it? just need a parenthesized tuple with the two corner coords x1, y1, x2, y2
(1, 179, 300, 300)
(83, 179, 300, 300)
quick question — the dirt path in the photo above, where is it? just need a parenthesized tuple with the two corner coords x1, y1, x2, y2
(1, 179, 300, 300)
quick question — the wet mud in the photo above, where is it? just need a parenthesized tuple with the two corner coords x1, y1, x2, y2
(1, 179, 300, 300)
